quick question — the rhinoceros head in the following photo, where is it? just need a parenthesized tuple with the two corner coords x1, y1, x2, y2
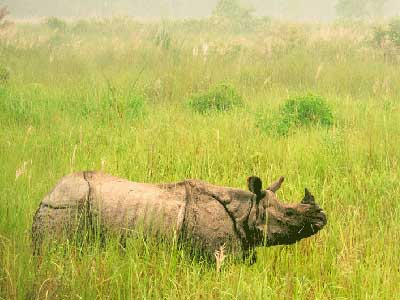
(247, 176, 327, 246)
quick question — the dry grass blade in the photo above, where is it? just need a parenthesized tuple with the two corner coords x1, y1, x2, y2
(214, 243, 226, 273)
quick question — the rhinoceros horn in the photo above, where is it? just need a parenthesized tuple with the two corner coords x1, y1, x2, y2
(301, 188, 316, 205)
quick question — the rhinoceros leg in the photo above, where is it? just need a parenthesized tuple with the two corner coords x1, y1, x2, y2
(32, 172, 91, 254)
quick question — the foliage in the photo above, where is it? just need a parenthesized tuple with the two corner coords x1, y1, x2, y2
(373, 25, 388, 46)
(336, 0, 387, 18)
(212, 0, 255, 32)
(72, 19, 91, 33)
(187, 84, 243, 114)
(46, 17, 67, 32)
(257, 94, 333, 136)
(212, 0, 253, 20)
(387, 17, 400, 46)
(373, 17, 400, 53)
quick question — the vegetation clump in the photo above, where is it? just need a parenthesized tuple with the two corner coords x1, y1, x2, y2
(212, 0, 253, 21)
(335, 0, 386, 19)
(46, 17, 67, 32)
(257, 94, 333, 136)
(187, 83, 243, 114)
(387, 18, 400, 47)
(374, 17, 400, 47)
(212, 0, 256, 32)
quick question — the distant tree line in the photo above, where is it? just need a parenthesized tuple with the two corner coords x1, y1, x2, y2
(2, 0, 400, 19)
(336, 0, 389, 18)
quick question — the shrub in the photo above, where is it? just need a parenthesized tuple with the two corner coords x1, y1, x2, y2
(373, 25, 387, 47)
(257, 94, 333, 136)
(336, 0, 385, 19)
(373, 17, 400, 48)
(46, 17, 67, 32)
(187, 84, 243, 114)
(388, 17, 400, 47)
(212, 0, 253, 20)
(72, 20, 91, 34)
(211, 0, 256, 32)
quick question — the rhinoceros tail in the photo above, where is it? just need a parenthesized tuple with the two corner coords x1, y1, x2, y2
(31, 203, 45, 255)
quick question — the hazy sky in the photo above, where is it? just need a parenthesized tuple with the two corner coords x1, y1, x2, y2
(3, 0, 400, 20)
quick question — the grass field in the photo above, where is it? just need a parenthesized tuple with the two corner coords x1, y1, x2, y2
(0, 17, 400, 299)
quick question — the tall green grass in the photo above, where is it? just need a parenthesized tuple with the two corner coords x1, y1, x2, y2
(0, 18, 399, 299)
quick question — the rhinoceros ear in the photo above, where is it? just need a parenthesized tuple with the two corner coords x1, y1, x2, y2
(266, 176, 284, 192)
(302, 188, 315, 205)
(247, 176, 262, 195)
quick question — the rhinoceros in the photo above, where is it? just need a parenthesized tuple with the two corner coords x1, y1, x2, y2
(32, 171, 327, 262)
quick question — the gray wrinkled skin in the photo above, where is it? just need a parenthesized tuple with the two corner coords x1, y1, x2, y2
(32, 171, 327, 262)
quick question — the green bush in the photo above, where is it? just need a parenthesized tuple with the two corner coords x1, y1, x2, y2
(257, 94, 333, 136)
(72, 20, 91, 34)
(388, 17, 400, 46)
(373, 25, 387, 47)
(373, 17, 400, 48)
(211, 0, 256, 32)
(46, 17, 67, 32)
(212, 0, 253, 20)
(187, 84, 243, 114)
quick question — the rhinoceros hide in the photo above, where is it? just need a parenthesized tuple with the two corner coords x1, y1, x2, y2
(32, 171, 327, 260)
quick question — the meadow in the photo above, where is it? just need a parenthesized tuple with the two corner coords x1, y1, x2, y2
(0, 17, 400, 299)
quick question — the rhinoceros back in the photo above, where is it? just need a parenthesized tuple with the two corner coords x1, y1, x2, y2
(86, 172, 187, 236)
(32, 171, 188, 250)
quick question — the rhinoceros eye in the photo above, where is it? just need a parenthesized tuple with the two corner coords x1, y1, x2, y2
(285, 208, 296, 217)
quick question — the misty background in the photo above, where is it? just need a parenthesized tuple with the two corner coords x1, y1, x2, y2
(3, 0, 400, 21)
